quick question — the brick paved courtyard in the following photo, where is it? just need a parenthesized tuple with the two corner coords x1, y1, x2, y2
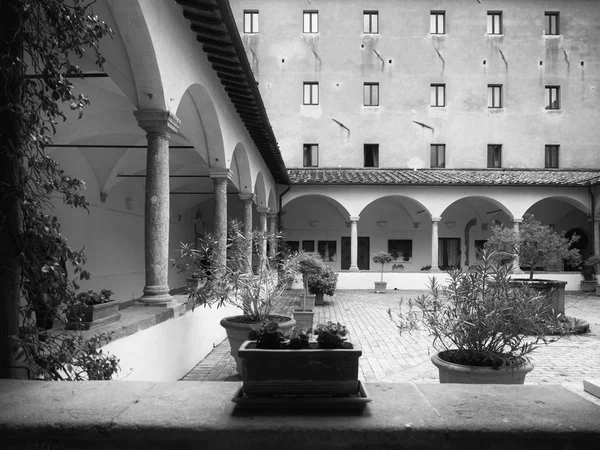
(181, 289, 600, 405)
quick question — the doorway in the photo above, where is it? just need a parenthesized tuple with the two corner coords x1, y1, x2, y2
(341, 237, 370, 270)
(439, 238, 461, 269)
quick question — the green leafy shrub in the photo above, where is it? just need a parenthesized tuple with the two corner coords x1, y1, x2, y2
(388, 250, 557, 369)
(308, 264, 338, 296)
(315, 321, 353, 349)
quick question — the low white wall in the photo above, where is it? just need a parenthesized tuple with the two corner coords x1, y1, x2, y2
(335, 272, 583, 291)
(103, 305, 241, 382)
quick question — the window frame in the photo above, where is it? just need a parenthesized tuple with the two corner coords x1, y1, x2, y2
(363, 10, 379, 34)
(243, 10, 259, 34)
(487, 84, 503, 108)
(545, 11, 560, 36)
(545, 145, 560, 168)
(303, 143, 319, 167)
(430, 144, 446, 168)
(487, 144, 502, 168)
(303, 10, 318, 33)
(487, 11, 503, 35)
(430, 83, 446, 107)
(545, 85, 561, 110)
(430, 11, 445, 34)
(363, 82, 379, 106)
(388, 240, 413, 262)
(303, 82, 319, 105)
(364, 143, 379, 168)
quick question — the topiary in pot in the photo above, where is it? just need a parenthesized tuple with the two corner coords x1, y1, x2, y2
(372, 251, 395, 292)
(308, 264, 338, 305)
(580, 254, 600, 292)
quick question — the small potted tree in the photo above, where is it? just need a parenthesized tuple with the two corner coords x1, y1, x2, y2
(308, 264, 338, 306)
(372, 251, 395, 293)
(388, 250, 564, 384)
(484, 213, 581, 314)
(287, 252, 324, 330)
(175, 220, 295, 375)
(580, 253, 600, 292)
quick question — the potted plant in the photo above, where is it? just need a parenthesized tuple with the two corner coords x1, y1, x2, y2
(372, 251, 395, 292)
(388, 250, 556, 384)
(177, 220, 295, 375)
(65, 289, 120, 330)
(238, 320, 362, 396)
(580, 253, 600, 292)
(308, 264, 338, 306)
(484, 213, 581, 314)
(286, 252, 324, 330)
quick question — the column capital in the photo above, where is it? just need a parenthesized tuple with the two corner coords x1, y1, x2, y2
(134, 110, 180, 136)
(349, 216, 360, 222)
(256, 207, 270, 214)
(208, 168, 232, 181)
(431, 217, 442, 223)
(512, 218, 523, 224)
(238, 193, 255, 203)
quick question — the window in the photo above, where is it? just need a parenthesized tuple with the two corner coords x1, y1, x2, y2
(303, 144, 318, 167)
(545, 12, 560, 35)
(303, 11, 318, 33)
(302, 240, 315, 252)
(488, 84, 503, 108)
(388, 240, 413, 262)
(363, 83, 379, 106)
(430, 83, 445, 107)
(364, 144, 379, 168)
(430, 11, 445, 34)
(243, 10, 259, 33)
(545, 86, 560, 109)
(285, 241, 299, 253)
(487, 144, 502, 168)
(317, 241, 337, 262)
(545, 145, 559, 168)
(303, 82, 319, 105)
(430, 144, 446, 168)
(364, 11, 379, 34)
(487, 11, 502, 34)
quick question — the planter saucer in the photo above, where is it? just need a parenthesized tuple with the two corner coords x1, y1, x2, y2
(231, 381, 372, 412)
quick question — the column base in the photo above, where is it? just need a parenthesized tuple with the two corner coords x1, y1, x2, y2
(429, 268, 442, 273)
(137, 286, 174, 307)
(512, 268, 524, 274)
(349, 266, 360, 272)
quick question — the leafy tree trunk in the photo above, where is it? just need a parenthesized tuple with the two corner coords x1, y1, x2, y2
(0, 0, 23, 378)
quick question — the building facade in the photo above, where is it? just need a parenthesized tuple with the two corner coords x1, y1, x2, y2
(231, 0, 600, 273)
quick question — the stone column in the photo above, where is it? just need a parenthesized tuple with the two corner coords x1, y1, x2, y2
(134, 110, 180, 306)
(594, 217, 600, 257)
(239, 193, 255, 273)
(430, 217, 441, 272)
(257, 207, 269, 269)
(209, 169, 231, 274)
(512, 218, 524, 274)
(349, 216, 360, 271)
(268, 212, 279, 259)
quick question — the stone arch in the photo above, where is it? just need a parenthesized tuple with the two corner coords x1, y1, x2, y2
(230, 143, 252, 193)
(103, 0, 167, 110)
(176, 84, 225, 169)
(267, 188, 277, 213)
(359, 195, 431, 226)
(254, 172, 268, 209)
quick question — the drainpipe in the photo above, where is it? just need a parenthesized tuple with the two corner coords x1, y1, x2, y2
(589, 184, 597, 255)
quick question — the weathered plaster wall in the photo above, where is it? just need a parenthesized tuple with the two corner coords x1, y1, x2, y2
(231, 0, 600, 170)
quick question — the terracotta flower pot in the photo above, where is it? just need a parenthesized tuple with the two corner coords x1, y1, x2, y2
(66, 301, 121, 330)
(220, 315, 296, 375)
(431, 351, 534, 384)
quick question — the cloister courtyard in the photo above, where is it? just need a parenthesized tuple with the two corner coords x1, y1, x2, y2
(182, 289, 600, 407)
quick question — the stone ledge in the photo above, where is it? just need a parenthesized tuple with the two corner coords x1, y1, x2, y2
(1, 380, 599, 449)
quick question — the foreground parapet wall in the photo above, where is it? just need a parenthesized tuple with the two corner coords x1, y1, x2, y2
(1, 380, 599, 449)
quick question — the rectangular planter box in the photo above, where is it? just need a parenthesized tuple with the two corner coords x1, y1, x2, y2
(238, 341, 362, 396)
(66, 301, 121, 330)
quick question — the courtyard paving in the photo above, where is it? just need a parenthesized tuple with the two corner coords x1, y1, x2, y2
(181, 289, 600, 405)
